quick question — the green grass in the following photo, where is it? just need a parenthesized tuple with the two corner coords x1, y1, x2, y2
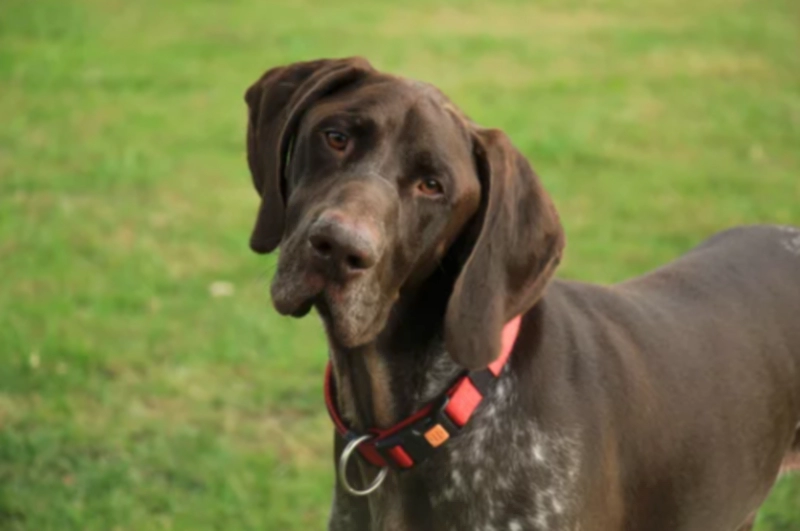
(1, 0, 798, 528)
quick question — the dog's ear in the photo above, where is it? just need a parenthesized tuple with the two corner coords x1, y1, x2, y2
(445, 127, 565, 369)
(244, 57, 374, 253)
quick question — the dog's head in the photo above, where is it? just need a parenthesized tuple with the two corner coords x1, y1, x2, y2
(245, 57, 564, 369)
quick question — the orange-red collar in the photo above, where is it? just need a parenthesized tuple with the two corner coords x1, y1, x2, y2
(324, 316, 522, 470)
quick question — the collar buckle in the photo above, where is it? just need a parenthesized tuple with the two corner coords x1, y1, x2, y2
(373, 394, 462, 470)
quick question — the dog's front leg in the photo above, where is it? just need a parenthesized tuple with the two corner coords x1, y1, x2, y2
(328, 433, 372, 530)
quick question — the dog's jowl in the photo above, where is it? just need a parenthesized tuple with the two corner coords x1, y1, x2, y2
(244, 57, 800, 531)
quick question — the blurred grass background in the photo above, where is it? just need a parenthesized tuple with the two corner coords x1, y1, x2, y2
(1, 0, 798, 529)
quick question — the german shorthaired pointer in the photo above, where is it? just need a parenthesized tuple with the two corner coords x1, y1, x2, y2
(244, 57, 800, 531)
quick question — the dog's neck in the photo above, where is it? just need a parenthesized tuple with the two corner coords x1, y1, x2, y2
(326, 274, 461, 431)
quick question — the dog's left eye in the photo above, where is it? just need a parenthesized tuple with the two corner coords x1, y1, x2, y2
(417, 178, 444, 196)
(324, 130, 349, 152)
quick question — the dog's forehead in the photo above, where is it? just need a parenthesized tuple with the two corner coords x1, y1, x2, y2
(305, 73, 475, 173)
(396, 96, 473, 167)
(312, 74, 467, 134)
(371, 77, 472, 158)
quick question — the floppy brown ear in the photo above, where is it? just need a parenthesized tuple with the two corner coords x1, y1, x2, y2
(244, 57, 374, 253)
(444, 128, 565, 369)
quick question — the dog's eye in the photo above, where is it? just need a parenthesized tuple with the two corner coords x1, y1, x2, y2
(417, 178, 444, 196)
(324, 130, 349, 152)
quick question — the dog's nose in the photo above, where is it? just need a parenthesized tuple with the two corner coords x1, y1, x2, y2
(308, 212, 379, 277)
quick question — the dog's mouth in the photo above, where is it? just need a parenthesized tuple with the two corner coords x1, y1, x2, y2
(270, 268, 324, 317)
(315, 291, 391, 348)
(271, 265, 391, 347)
(289, 297, 315, 318)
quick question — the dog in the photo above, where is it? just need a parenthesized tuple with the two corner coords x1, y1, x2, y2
(244, 57, 800, 531)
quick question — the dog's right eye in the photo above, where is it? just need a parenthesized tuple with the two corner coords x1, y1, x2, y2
(324, 130, 349, 152)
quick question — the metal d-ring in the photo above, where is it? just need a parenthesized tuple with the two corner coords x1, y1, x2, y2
(338, 434, 389, 496)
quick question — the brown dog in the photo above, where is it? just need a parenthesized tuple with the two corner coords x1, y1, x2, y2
(244, 57, 800, 531)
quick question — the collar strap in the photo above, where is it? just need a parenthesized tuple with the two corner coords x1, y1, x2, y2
(324, 316, 522, 470)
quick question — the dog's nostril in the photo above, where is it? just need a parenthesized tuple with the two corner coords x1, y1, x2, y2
(310, 235, 333, 257)
(316, 241, 332, 255)
(346, 254, 367, 270)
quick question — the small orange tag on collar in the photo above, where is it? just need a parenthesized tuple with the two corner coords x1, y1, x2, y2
(424, 424, 450, 447)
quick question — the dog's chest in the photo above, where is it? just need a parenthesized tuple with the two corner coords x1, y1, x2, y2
(429, 405, 582, 530)
(336, 377, 585, 531)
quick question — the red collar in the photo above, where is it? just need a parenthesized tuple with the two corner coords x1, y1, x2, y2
(324, 316, 522, 470)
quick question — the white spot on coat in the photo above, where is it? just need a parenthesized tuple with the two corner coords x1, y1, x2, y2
(452, 469, 464, 490)
(778, 226, 800, 256)
(533, 444, 545, 462)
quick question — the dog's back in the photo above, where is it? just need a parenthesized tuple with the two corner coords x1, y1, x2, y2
(624, 224, 800, 375)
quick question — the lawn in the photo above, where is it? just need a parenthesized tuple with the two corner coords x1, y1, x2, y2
(0, 0, 798, 529)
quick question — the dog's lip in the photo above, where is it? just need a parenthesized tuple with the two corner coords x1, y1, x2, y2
(271, 272, 325, 316)
(273, 291, 315, 317)
(290, 298, 315, 317)
(272, 272, 354, 318)
(315, 295, 332, 319)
